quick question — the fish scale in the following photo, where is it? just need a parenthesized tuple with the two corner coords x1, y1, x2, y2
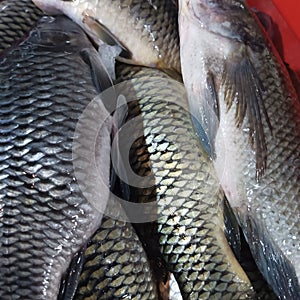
(178, 0, 300, 297)
(0, 0, 43, 54)
(241, 47, 300, 295)
(33, 0, 181, 72)
(116, 66, 255, 299)
(0, 16, 112, 299)
(72, 214, 157, 300)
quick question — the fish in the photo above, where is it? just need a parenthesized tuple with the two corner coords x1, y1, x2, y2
(115, 65, 255, 299)
(178, 0, 300, 298)
(0, 15, 115, 299)
(223, 197, 277, 299)
(59, 212, 158, 299)
(0, 0, 43, 54)
(32, 0, 181, 73)
(253, 8, 300, 100)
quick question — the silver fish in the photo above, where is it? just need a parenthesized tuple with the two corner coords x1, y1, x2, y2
(0, 16, 113, 299)
(178, 0, 300, 298)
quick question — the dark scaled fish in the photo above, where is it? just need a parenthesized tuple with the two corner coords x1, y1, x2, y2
(0, 0, 43, 54)
(115, 66, 255, 299)
(32, 0, 181, 73)
(0, 16, 114, 299)
(59, 212, 158, 300)
(178, 0, 300, 298)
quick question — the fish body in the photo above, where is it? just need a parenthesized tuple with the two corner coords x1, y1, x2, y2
(33, 0, 181, 73)
(0, 16, 113, 299)
(178, 0, 300, 298)
(116, 66, 255, 299)
(0, 0, 43, 54)
(69, 212, 157, 300)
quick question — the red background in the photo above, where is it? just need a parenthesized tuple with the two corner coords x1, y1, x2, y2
(247, 0, 300, 77)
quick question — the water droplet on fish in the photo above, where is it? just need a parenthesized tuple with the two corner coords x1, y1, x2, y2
(1, 4, 9, 11)
(149, 0, 157, 10)
(55, 244, 63, 253)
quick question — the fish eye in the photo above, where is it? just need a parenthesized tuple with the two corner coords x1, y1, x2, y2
(205, 0, 218, 7)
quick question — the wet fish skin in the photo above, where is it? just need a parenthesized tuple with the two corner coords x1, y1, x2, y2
(223, 198, 277, 299)
(0, 16, 112, 299)
(116, 66, 255, 299)
(33, 0, 181, 73)
(0, 0, 43, 54)
(238, 243, 277, 300)
(69, 213, 157, 300)
(178, 0, 300, 298)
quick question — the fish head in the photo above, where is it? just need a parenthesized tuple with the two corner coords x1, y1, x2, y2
(180, 0, 248, 28)
(179, 0, 263, 49)
(28, 16, 91, 50)
(33, 0, 103, 46)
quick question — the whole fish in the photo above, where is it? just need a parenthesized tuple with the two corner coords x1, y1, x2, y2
(32, 0, 181, 73)
(115, 66, 255, 299)
(0, 16, 114, 299)
(0, 0, 43, 54)
(178, 0, 300, 298)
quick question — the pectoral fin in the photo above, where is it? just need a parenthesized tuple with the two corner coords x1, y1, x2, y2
(110, 95, 130, 201)
(98, 44, 122, 80)
(191, 73, 220, 159)
(222, 48, 272, 178)
(80, 48, 113, 93)
(58, 245, 86, 300)
(223, 197, 241, 260)
(82, 13, 131, 60)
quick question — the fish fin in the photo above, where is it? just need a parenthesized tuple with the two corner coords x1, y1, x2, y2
(192, 73, 220, 159)
(222, 49, 272, 179)
(82, 13, 132, 60)
(238, 227, 276, 298)
(98, 44, 122, 81)
(57, 245, 87, 300)
(110, 95, 131, 201)
(161, 68, 183, 82)
(223, 197, 241, 260)
(206, 72, 221, 155)
(80, 48, 113, 93)
(191, 114, 213, 157)
(113, 94, 128, 129)
(207, 72, 220, 121)
(242, 214, 300, 298)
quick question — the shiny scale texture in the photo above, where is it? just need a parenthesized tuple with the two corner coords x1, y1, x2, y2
(73, 213, 157, 300)
(116, 66, 255, 299)
(0, 16, 106, 299)
(178, 0, 300, 297)
(34, 0, 181, 72)
(0, 0, 43, 54)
